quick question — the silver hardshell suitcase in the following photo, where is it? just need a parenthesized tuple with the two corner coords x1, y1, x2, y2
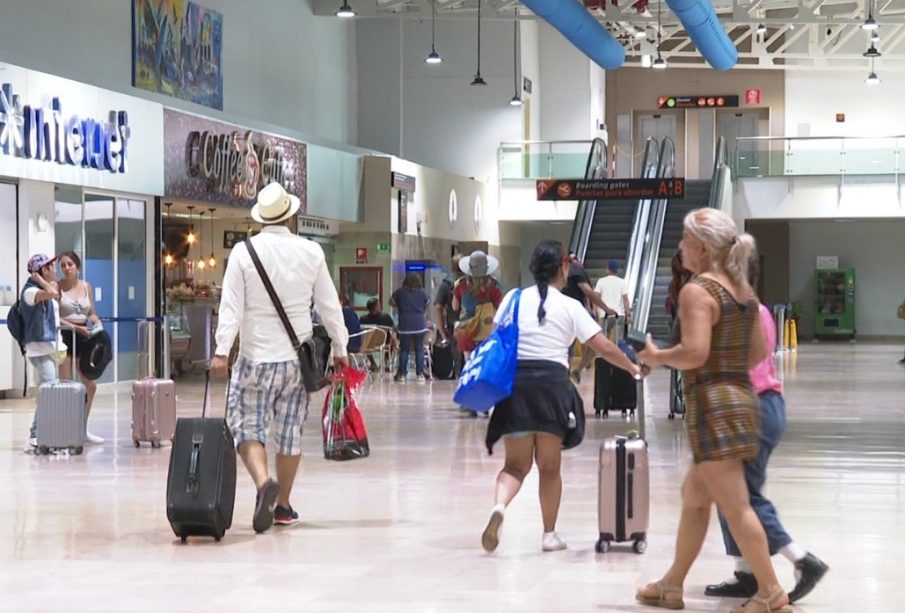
(596, 434, 650, 554)
(35, 379, 87, 455)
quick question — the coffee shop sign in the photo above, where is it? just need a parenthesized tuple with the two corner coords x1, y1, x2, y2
(0, 83, 130, 173)
(185, 129, 295, 201)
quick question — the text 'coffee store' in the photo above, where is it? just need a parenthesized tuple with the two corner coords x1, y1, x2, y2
(160, 110, 308, 376)
(0, 61, 164, 394)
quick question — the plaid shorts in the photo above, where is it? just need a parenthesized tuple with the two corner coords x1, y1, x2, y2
(226, 357, 309, 455)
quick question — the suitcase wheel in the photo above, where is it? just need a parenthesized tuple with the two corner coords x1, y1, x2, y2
(134, 439, 141, 447)
(214, 534, 223, 542)
(72, 446, 83, 455)
(37, 446, 49, 456)
(633, 539, 647, 554)
(595, 537, 610, 553)
(180, 535, 187, 544)
(668, 412, 676, 420)
(151, 441, 161, 449)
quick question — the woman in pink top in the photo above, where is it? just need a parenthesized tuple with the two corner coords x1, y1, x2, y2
(704, 255, 829, 605)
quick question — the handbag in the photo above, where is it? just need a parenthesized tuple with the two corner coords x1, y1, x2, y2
(322, 367, 370, 461)
(453, 289, 521, 413)
(245, 237, 331, 392)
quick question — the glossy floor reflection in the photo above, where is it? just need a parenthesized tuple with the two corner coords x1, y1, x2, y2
(1, 343, 903, 612)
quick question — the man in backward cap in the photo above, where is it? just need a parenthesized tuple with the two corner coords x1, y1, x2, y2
(211, 182, 349, 533)
(20, 254, 64, 453)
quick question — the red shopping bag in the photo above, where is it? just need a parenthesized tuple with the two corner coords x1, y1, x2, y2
(322, 367, 370, 461)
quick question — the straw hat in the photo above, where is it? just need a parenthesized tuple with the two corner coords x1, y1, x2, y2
(458, 250, 499, 277)
(250, 182, 300, 224)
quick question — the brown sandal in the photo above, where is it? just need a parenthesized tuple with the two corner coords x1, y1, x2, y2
(635, 581, 685, 610)
(730, 589, 792, 613)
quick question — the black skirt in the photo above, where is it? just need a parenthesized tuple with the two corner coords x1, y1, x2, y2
(485, 360, 586, 455)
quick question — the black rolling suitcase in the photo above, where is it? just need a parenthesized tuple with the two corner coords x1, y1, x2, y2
(668, 368, 686, 419)
(166, 371, 237, 543)
(593, 358, 638, 418)
(430, 340, 455, 380)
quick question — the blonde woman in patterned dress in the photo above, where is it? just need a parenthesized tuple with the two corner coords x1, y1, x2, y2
(635, 208, 791, 613)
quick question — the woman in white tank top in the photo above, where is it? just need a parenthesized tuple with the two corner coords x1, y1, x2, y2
(58, 251, 104, 444)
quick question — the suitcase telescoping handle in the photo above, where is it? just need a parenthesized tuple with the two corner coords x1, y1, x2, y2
(186, 370, 212, 495)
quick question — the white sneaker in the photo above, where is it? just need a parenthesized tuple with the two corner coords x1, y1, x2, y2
(542, 531, 567, 552)
(416, 374, 426, 382)
(23, 437, 37, 454)
(481, 505, 505, 552)
(86, 432, 104, 444)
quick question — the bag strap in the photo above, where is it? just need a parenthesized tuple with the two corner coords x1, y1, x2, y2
(245, 237, 302, 355)
(498, 289, 521, 329)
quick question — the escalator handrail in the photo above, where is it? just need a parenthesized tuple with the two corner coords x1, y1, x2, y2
(569, 137, 608, 260)
(623, 137, 660, 302)
(708, 136, 731, 209)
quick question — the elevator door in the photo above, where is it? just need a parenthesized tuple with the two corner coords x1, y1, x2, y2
(719, 111, 762, 175)
(636, 114, 678, 174)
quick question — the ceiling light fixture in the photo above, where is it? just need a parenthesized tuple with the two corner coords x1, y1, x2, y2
(635, 27, 647, 39)
(335, 0, 355, 18)
(425, 0, 442, 63)
(653, 0, 667, 70)
(186, 205, 196, 245)
(197, 210, 206, 270)
(471, 0, 487, 85)
(208, 207, 217, 269)
(862, 0, 878, 29)
(866, 57, 880, 84)
(863, 43, 881, 57)
(756, 23, 767, 35)
(871, 28, 880, 41)
(509, 11, 522, 106)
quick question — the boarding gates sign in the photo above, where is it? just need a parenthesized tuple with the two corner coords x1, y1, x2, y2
(536, 178, 686, 201)
(0, 62, 164, 196)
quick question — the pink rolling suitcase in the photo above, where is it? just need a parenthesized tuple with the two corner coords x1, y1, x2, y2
(132, 378, 176, 448)
(596, 434, 650, 553)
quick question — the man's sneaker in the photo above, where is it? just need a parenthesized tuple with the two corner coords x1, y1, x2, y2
(705, 571, 758, 598)
(23, 437, 37, 454)
(86, 432, 104, 444)
(481, 505, 505, 552)
(274, 505, 299, 526)
(416, 374, 426, 382)
(541, 531, 567, 552)
(788, 552, 829, 603)
(252, 479, 279, 533)
(394, 374, 406, 383)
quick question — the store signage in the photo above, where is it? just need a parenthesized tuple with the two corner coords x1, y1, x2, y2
(657, 95, 739, 109)
(391, 171, 416, 192)
(745, 89, 761, 105)
(298, 216, 338, 236)
(0, 83, 130, 174)
(164, 109, 306, 209)
(536, 178, 685, 201)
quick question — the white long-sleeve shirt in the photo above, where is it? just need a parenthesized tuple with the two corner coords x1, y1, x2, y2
(214, 225, 349, 362)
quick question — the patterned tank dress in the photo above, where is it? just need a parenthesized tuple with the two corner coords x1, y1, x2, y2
(683, 276, 760, 463)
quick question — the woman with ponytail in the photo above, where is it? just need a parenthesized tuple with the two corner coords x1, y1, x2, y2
(636, 208, 791, 613)
(481, 240, 641, 554)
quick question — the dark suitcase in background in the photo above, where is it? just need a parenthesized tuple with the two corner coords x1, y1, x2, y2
(430, 341, 455, 380)
(593, 358, 638, 418)
(166, 372, 236, 542)
(668, 368, 686, 419)
(35, 380, 87, 455)
(132, 378, 177, 448)
(596, 435, 650, 554)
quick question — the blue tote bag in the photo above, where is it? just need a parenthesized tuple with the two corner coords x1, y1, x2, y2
(453, 289, 522, 413)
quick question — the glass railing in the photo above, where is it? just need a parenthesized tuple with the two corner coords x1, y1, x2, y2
(499, 140, 595, 180)
(734, 136, 905, 178)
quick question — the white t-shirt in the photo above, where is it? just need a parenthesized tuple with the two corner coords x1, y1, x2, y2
(23, 287, 64, 358)
(595, 275, 628, 317)
(494, 286, 602, 369)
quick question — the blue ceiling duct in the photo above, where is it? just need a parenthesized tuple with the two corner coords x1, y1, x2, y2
(665, 0, 738, 71)
(520, 0, 626, 70)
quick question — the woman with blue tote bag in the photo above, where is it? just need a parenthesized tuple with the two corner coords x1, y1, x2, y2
(480, 240, 642, 554)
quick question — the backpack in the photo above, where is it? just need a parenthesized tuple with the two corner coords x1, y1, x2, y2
(6, 299, 26, 356)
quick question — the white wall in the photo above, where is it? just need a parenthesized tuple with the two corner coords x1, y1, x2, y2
(520, 21, 541, 141)
(789, 219, 905, 337)
(538, 23, 593, 141)
(356, 18, 523, 183)
(785, 70, 905, 137)
(0, 0, 358, 146)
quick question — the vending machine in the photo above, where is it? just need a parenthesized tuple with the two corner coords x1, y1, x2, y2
(814, 268, 855, 339)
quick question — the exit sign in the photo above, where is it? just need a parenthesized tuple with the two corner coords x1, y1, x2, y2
(376, 242, 391, 253)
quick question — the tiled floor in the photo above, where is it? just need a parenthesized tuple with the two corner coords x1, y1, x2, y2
(1, 343, 903, 612)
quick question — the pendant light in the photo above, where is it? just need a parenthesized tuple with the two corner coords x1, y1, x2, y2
(197, 211, 206, 271)
(756, 23, 767, 35)
(652, 0, 667, 70)
(862, 0, 878, 29)
(509, 12, 522, 106)
(208, 208, 216, 268)
(865, 57, 880, 84)
(336, 0, 355, 18)
(186, 205, 196, 245)
(425, 0, 442, 64)
(863, 42, 881, 58)
(164, 203, 173, 267)
(471, 0, 487, 85)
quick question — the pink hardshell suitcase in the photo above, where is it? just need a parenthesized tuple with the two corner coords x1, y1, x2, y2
(596, 433, 650, 554)
(132, 378, 176, 448)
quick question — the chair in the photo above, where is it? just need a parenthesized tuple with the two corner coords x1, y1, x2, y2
(349, 327, 388, 379)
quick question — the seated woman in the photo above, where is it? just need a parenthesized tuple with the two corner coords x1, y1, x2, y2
(57, 251, 104, 444)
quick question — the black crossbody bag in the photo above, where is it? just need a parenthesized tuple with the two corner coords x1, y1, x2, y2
(245, 238, 331, 392)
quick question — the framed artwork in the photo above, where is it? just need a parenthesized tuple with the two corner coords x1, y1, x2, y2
(223, 230, 247, 249)
(132, 0, 224, 110)
(340, 266, 383, 312)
